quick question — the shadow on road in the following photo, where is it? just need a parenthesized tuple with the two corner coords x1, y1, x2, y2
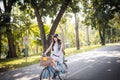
(67, 45, 120, 80)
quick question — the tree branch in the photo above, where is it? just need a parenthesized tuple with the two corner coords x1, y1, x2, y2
(48, 0, 71, 44)
(31, 0, 47, 51)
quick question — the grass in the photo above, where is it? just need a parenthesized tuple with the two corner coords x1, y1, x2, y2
(0, 54, 40, 72)
(65, 45, 101, 56)
(1, 43, 116, 72)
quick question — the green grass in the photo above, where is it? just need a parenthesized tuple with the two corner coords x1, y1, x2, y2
(65, 45, 101, 56)
(65, 43, 120, 56)
(0, 55, 40, 71)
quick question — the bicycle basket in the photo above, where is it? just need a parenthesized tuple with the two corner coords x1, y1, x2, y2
(40, 56, 53, 66)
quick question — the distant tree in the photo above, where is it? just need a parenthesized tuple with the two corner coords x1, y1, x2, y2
(86, 26, 90, 46)
(68, 0, 80, 49)
(80, 0, 120, 45)
(74, 13, 80, 50)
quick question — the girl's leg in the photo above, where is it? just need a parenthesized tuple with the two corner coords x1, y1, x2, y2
(51, 59, 57, 68)
(51, 59, 59, 71)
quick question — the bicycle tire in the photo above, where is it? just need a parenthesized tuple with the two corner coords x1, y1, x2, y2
(58, 62, 68, 80)
(40, 67, 51, 80)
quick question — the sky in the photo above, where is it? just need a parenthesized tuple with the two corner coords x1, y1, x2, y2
(0, 1, 4, 12)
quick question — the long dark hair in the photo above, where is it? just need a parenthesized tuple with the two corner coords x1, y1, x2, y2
(52, 34, 61, 51)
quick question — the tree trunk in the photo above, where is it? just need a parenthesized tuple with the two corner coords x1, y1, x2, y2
(0, 34, 2, 59)
(102, 26, 106, 45)
(110, 28, 112, 43)
(3, 0, 17, 58)
(59, 25, 65, 49)
(31, 1, 47, 52)
(86, 26, 90, 46)
(74, 13, 80, 50)
(6, 28, 17, 58)
(36, 44, 38, 54)
(99, 26, 106, 45)
(47, 0, 71, 47)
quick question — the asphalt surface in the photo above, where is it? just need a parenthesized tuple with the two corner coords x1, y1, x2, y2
(0, 44, 120, 80)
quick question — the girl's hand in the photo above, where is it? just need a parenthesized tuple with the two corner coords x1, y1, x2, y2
(43, 53, 46, 56)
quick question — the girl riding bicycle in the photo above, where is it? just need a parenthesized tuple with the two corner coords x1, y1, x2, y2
(43, 34, 64, 71)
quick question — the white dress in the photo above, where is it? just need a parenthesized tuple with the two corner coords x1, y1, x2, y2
(51, 44, 63, 63)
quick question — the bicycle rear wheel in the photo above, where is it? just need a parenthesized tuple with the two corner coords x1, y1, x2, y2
(40, 67, 51, 80)
(58, 63, 68, 80)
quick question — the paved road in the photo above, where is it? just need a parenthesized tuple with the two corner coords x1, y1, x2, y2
(0, 44, 120, 80)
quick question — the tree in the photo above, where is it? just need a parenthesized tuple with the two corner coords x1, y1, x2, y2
(74, 13, 80, 50)
(0, 7, 2, 59)
(0, 0, 34, 58)
(68, 1, 80, 49)
(0, 29, 2, 59)
(86, 26, 90, 46)
(0, 0, 18, 58)
(12, 5, 33, 56)
(107, 12, 120, 42)
(80, 0, 120, 45)
(58, 16, 67, 49)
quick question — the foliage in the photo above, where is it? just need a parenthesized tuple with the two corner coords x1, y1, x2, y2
(80, 0, 120, 45)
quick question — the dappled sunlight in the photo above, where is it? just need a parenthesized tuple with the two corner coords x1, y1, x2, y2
(67, 50, 120, 64)
(15, 74, 39, 80)
(0, 66, 41, 80)
(25, 71, 31, 74)
(67, 46, 120, 79)
(107, 61, 111, 64)
(13, 73, 22, 77)
(0, 63, 43, 80)
(83, 51, 120, 60)
(107, 69, 112, 72)
(85, 59, 96, 63)
(116, 60, 120, 63)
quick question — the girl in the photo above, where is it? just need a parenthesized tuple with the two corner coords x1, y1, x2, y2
(43, 34, 64, 71)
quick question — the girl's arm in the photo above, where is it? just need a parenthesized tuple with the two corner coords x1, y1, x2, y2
(43, 42, 53, 56)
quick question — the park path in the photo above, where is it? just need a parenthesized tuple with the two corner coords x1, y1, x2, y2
(0, 44, 120, 80)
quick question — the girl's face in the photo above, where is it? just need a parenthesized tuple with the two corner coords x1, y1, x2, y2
(53, 37, 58, 42)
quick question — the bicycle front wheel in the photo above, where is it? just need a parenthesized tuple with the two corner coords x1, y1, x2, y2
(40, 67, 51, 80)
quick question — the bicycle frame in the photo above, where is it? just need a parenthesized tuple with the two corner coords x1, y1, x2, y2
(47, 61, 63, 76)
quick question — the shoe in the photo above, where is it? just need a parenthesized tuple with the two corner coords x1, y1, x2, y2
(52, 73, 56, 79)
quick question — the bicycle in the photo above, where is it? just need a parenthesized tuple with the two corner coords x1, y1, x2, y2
(40, 60, 68, 80)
